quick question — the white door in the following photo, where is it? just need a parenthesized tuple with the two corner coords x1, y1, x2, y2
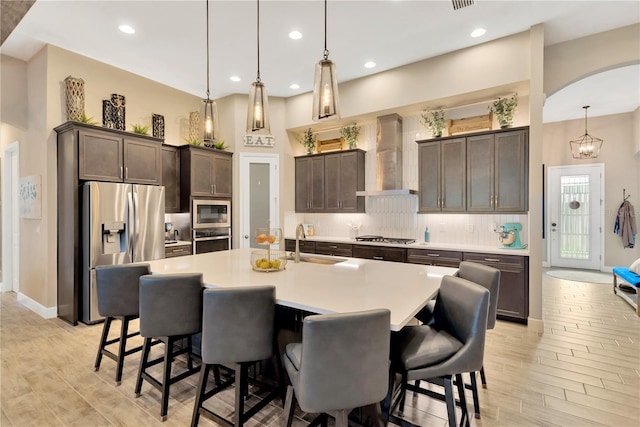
(239, 153, 279, 249)
(2, 142, 20, 292)
(548, 164, 603, 270)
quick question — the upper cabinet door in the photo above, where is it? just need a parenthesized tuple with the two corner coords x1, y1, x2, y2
(309, 156, 325, 211)
(211, 152, 232, 197)
(495, 130, 528, 212)
(295, 156, 325, 212)
(123, 137, 161, 185)
(466, 134, 495, 212)
(337, 151, 364, 212)
(418, 142, 441, 212)
(78, 130, 123, 182)
(441, 138, 466, 212)
(190, 151, 215, 196)
(324, 153, 341, 211)
(161, 145, 181, 213)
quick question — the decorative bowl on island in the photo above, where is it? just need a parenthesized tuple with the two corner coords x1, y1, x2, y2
(250, 249, 287, 272)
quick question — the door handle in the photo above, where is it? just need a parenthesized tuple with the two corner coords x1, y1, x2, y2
(373, 256, 384, 260)
(244, 235, 249, 239)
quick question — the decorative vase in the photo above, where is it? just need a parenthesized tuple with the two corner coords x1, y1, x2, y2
(102, 100, 115, 128)
(152, 114, 165, 140)
(189, 111, 200, 141)
(64, 76, 85, 122)
(110, 94, 126, 131)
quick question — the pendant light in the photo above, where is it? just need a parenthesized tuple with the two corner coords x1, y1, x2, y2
(312, 0, 340, 122)
(203, 0, 219, 144)
(246, 0, 271, 134)
(569, 106, 603, 159)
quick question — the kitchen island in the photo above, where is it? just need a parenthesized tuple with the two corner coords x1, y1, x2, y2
(146, 248, 456, 331)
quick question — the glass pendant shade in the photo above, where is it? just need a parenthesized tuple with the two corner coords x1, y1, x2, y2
(203, 98, 219, 143)
(312, 59, 340, 121)
(247, 81, 271, 134)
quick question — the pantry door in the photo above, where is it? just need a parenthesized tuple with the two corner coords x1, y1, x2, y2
(548, 164, 603, 270)
(239, 153, 279, 249)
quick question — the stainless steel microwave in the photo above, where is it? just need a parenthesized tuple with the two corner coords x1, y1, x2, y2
(192, 199, 230, 229)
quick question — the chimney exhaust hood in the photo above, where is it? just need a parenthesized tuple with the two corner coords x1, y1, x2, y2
(356, 113, 417, 196)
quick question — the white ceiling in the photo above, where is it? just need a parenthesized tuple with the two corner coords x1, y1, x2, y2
(2, 0, 639, 123)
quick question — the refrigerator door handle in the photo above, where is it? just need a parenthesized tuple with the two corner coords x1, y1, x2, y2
(127, 189, 136, 258)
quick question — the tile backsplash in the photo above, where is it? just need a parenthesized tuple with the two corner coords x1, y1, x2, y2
(284, 112, 529, 247)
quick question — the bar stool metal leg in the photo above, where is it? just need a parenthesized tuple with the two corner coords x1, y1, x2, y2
(94, 316, 113, 372)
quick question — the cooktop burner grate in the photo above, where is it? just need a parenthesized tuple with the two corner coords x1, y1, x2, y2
(355, 235, 415, 244)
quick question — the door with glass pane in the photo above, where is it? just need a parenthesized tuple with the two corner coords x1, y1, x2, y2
(548, 164, 603, 269)
(239, 153, 279, 249)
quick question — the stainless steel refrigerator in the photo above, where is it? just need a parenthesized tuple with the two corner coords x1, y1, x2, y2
(82, 181, 165, 324)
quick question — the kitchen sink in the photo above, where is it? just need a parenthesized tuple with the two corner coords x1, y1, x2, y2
(287, 254, 347, 265)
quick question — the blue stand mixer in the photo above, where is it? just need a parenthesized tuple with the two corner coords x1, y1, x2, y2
(497, 222, 526, 249)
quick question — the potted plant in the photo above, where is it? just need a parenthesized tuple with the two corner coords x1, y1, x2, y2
(77, 112, 98, 125)
(420, 109, 446, 137)
(489, 93, 518, 128)
(212, 141, 228, 150)
(131, 123, 150, 135)
(185, 137, 202, 146)
(299, 128, 316, 154)
(340, 123, 360, 149)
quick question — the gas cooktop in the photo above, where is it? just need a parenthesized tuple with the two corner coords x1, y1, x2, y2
(355, 235, 416, 244)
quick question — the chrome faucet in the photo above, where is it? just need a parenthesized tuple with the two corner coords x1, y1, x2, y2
(294, 223, 306, 263)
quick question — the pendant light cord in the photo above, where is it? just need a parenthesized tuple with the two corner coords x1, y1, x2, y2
(583, 106, 589, 134)
(256, 0, 261, 82)
(323, 0, 329, 59)
(206, 0, 210, 99)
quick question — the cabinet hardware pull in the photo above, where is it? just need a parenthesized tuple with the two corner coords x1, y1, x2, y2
(214, 184, 217, 194)
(373, 256, 384, 260)
(125, 167, 128, 179)
(484, 258, 500, 262)
(173, 249, 184, 253)
(120, 166, 123, 179)
(329, 245, 337, 249)
(210, 184, 213, 194)
(427, 253, 440, 257)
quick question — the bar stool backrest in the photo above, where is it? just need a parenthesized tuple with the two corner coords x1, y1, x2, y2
(456, 261, 500, 330)
(96, 264, 150, 317)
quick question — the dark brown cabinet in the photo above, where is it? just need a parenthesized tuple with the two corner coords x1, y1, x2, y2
(284, 239, 317, 253)
(406, 248, 462, 268)
(324, 150, 365, 213)
(180, 146, 233, 205)
(353, 245, 406, 263)
(161, 145, 181, 213)
(295, 149, 365, 213)
(315, 241, 353, 257)
(418, 138, 466, 212)
(295, 156, 325, 212)
(467, 129, 528, 213)
(463, 252, 529, 323)
(75, 126, 161, 185)
(165, 243, 192, 258)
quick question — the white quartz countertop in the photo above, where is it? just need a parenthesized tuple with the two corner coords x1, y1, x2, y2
(285, 236, 530, 256)
(145, 248, 456, 331)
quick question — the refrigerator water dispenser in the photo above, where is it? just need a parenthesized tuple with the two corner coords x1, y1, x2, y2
(102, 221, 126, 253)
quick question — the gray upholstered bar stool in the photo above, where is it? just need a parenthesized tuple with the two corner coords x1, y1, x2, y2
(191, 285, 279, 427)
(94, 263, 150, 386)
(134, 273, 203, 421)
(415, 261, 500, 418)
(384, 275, 490, 427)
(282, 309, 391, 427)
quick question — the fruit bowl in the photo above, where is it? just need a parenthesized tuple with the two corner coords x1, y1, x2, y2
(250, 250, 287, 272)
(255, 228, 282, 246)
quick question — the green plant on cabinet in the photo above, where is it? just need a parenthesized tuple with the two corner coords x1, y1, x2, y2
(131, 123, 150, 135)
(489, 93, 518, 128)
(420, 109, 446, 137)
(299, 128, 316, 154)
(340, 123, 360, 149)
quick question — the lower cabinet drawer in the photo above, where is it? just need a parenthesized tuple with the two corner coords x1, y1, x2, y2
(284, 239, 316, 253)
(165, 245, 192, 258)
(315, 241, 353, 257)
(407, 249, 462, 267)
(353, 245, 406, 263)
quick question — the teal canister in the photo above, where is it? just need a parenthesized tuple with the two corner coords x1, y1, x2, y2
(424, 227, 430, 243)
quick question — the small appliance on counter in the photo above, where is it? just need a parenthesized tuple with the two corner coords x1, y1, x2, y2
(496, 222, 527, 249)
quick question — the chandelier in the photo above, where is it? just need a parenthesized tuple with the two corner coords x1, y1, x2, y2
(569, 106, 603, 159)
(246, 0, 270, 134)
(203, 0, 219, 144)
(312, 0, 339, 122)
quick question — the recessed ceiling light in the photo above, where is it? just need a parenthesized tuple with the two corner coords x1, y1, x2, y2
(230, 76, 241, 82)
(118, 24, 135, 34)
(289, 30, 302, 40)
(470, 28, 486, 38)
(364, 61, 376, 69)
(290, 83, 300, 90)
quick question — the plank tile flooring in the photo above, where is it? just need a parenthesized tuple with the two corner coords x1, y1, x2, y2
(1, 272, 639, 426)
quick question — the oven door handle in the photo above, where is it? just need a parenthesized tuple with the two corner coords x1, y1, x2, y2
(194, 235, 231, 241)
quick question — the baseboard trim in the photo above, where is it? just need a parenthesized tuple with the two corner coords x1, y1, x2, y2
(527, 317, 544, 332)
(16, 292, 57, 319)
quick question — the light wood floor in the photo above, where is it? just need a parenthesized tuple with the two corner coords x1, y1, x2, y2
(1, 272, 639, 427)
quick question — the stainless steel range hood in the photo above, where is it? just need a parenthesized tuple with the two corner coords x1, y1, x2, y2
(356, 113, 417, 196)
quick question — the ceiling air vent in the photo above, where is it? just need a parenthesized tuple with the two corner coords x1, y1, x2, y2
(452, 0, 475, 11)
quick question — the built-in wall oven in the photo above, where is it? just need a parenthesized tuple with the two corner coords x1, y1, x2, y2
(192, 199, 231, 254)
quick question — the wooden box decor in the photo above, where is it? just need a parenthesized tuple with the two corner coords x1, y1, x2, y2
(448, 113, 493, 135)
(316, 137, 344, 153)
